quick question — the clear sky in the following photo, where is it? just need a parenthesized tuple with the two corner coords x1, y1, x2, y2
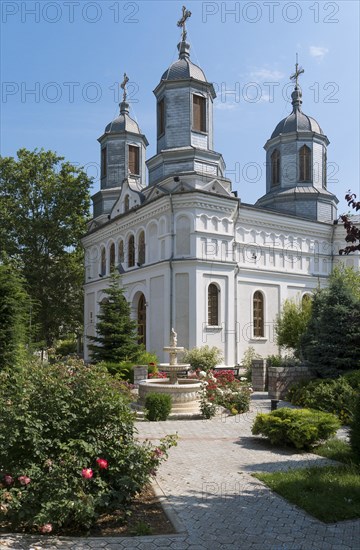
(1, 0, 359, 213)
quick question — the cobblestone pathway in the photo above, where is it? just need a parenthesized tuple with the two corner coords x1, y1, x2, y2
(1, 394, 359, 549)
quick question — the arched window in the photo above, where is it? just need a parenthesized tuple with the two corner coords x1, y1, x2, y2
(253, 291, 264, 337)
(271, 149, 280, 186)
(138, 231, 145, 266)
(109, 243, 115, 272)
(299, 145, 311, 182)
(100, 247, 106, 276)
(118, 240, 124, 264)
(208, 283, 219, 326)
(124, 195, 130, 212)
(128, 235, 135, 268)
(137, 293, 146, 346)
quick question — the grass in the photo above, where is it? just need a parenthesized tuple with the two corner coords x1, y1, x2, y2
(253, 439, 360, 523)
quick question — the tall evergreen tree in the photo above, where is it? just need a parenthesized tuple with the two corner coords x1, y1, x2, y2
(88, 274, 140, 363)
(0, 260, 31, 370)
(301, 269, 360, 375)
(275, 297, 312, 358)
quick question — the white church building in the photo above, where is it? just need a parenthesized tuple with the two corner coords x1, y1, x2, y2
(82, 15, 356, 366)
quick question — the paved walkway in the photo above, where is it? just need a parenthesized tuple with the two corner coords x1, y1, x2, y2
(1, 394, 359, 550)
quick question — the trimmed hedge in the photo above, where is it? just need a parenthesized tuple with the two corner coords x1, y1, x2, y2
(145, 393, 172, 421)
(252, 407, 340, 449)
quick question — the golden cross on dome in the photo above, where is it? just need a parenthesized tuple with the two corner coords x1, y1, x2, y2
(177, 5, 192, 41)
(290, 54, 304, 87)
(120, 72, 129, 102)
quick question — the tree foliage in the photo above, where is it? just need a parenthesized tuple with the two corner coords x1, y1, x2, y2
(0, 259, 31, 370)
(301, 268, 360, 375)
(339, 191, 360, 255)
(0, 149, 91, 345)
(275, 296, 312, 358)
(88, 273, 140, 363)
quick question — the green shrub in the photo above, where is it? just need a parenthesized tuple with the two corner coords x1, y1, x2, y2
(287, 377, 356, 425)
(267, 355, 301, 368)
(99, 360, 133, 381)
(145, 393, 172, 421)
(241, 346, 261, 381)
(55, 338, 77, 357)
(343, 370, 360, 392)
(0, 359, 176, 534)
(350, 394, 360, 460)
(252, 407, 340, 449)
(183, 345, 223, 372)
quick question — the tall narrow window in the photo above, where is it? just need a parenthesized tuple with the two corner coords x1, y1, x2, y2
(124, 195, 130, 212)
(109, 243, 115, 272)
(271, 149, 280, 186)
(208, 283, 219, 326)
(253, 291, 264, 337)
(193, 94, 206, 132)
(137, 293, 146, 346)
(323, 149, 327, 188)
(128, 145, 139, 175)
(128, 235, 135, 268)
(100, 247, 106, 276)
(101, 147, 107, 177)
(118, 240, 124, 263)
(138, 231, 145, 266)
(157, 98, 165, 136)
(299, 145, 311, 182)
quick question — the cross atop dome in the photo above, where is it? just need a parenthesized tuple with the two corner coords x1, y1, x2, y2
(290, 54, 304, 88)
(177, 5, 192, 42)
(120, 73, 129, 102)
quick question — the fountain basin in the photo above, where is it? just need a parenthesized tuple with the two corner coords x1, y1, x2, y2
(138, 378, 202, 414)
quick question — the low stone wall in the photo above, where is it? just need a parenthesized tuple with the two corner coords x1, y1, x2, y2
(268, 365, 314, 400)
(133, 365, 148, 387)
(251, 359, 268, 391)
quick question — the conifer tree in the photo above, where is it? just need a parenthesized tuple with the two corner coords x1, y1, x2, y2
(88, 273, 140, 363)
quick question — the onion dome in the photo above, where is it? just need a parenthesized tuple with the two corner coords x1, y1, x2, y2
(271, 85, 323, 139)
(161, 40, 207, 83)
(104, 101, 141, 134)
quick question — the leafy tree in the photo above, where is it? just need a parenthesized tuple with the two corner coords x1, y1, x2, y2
(301, 269, 360, 375)
(339, 191, 360, 255)
(88, 273, 140, 363)
(0, 149, 91, 345)
(275, 296, 312, 358)
(0, 259, 31, 369)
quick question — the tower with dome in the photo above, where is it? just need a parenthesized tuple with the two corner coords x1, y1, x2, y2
(82, 7, 352, 366)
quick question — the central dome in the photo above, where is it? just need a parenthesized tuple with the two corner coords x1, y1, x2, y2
(161, 40, 207, 83)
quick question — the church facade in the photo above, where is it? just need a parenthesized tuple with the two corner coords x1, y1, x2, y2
(82, 22, 355, 366)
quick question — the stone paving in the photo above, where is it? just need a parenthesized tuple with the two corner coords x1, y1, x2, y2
(1, 393, 359, 550)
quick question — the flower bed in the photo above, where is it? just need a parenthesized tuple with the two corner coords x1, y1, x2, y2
(194, 369, 253, 418)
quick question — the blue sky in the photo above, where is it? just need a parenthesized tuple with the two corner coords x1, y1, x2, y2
(1, 1, 359, 213)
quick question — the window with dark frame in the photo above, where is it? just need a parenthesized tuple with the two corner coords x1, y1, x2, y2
(299, 144, 311, 182)
(253, 291, 264, 337)
(271, 149, 280, 186)
(128, 145, 139, 175)
(100, 247, 106, 276)
(138, 231, 145, 265)
(101, 147, 107, 177)
(193, 94, 206, 133)
(208, 283, 219, 326)
(157, 98, 165, 136)
(128, 235, 135, 268)
(109, 243, 115, 272)
(118, 240, 124, 263)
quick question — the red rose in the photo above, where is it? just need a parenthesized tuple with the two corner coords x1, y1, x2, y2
(81, 468, 93, 479)
(96, 458, 108, 469)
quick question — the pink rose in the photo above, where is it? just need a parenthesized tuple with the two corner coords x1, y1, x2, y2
(39, 523, 53, 534)
(153, 447, 164, 458)
(96, 458, 108, 469)
(18, 475, 31, 485)
(3, 475, 14, 486)
(81, 468, 93, 479)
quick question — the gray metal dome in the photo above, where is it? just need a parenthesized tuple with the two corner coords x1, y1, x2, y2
(161, 40, 207, 83)
(104, 102, 141, 134)
(271, 85, 323, 139)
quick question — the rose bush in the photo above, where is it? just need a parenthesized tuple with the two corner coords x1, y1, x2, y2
(195, 370, 252, 418)
(0, 358, 177, 534)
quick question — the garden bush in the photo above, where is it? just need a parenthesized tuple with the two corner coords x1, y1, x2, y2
(252, 407, 340, 449)
(350, 394, 360, 460)
(197, 370, 252, 417)
(267, 355, 301, 368)
(55, 338, 77, 357)
(287, 377, 356, 425)
(343, 370, 360, 392)
(0, 359, 176, 534)
(145, 393, 172, 421)
(182, 345, 223, 372)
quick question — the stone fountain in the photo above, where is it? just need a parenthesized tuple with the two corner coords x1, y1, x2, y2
(138, 329, 202, 417)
